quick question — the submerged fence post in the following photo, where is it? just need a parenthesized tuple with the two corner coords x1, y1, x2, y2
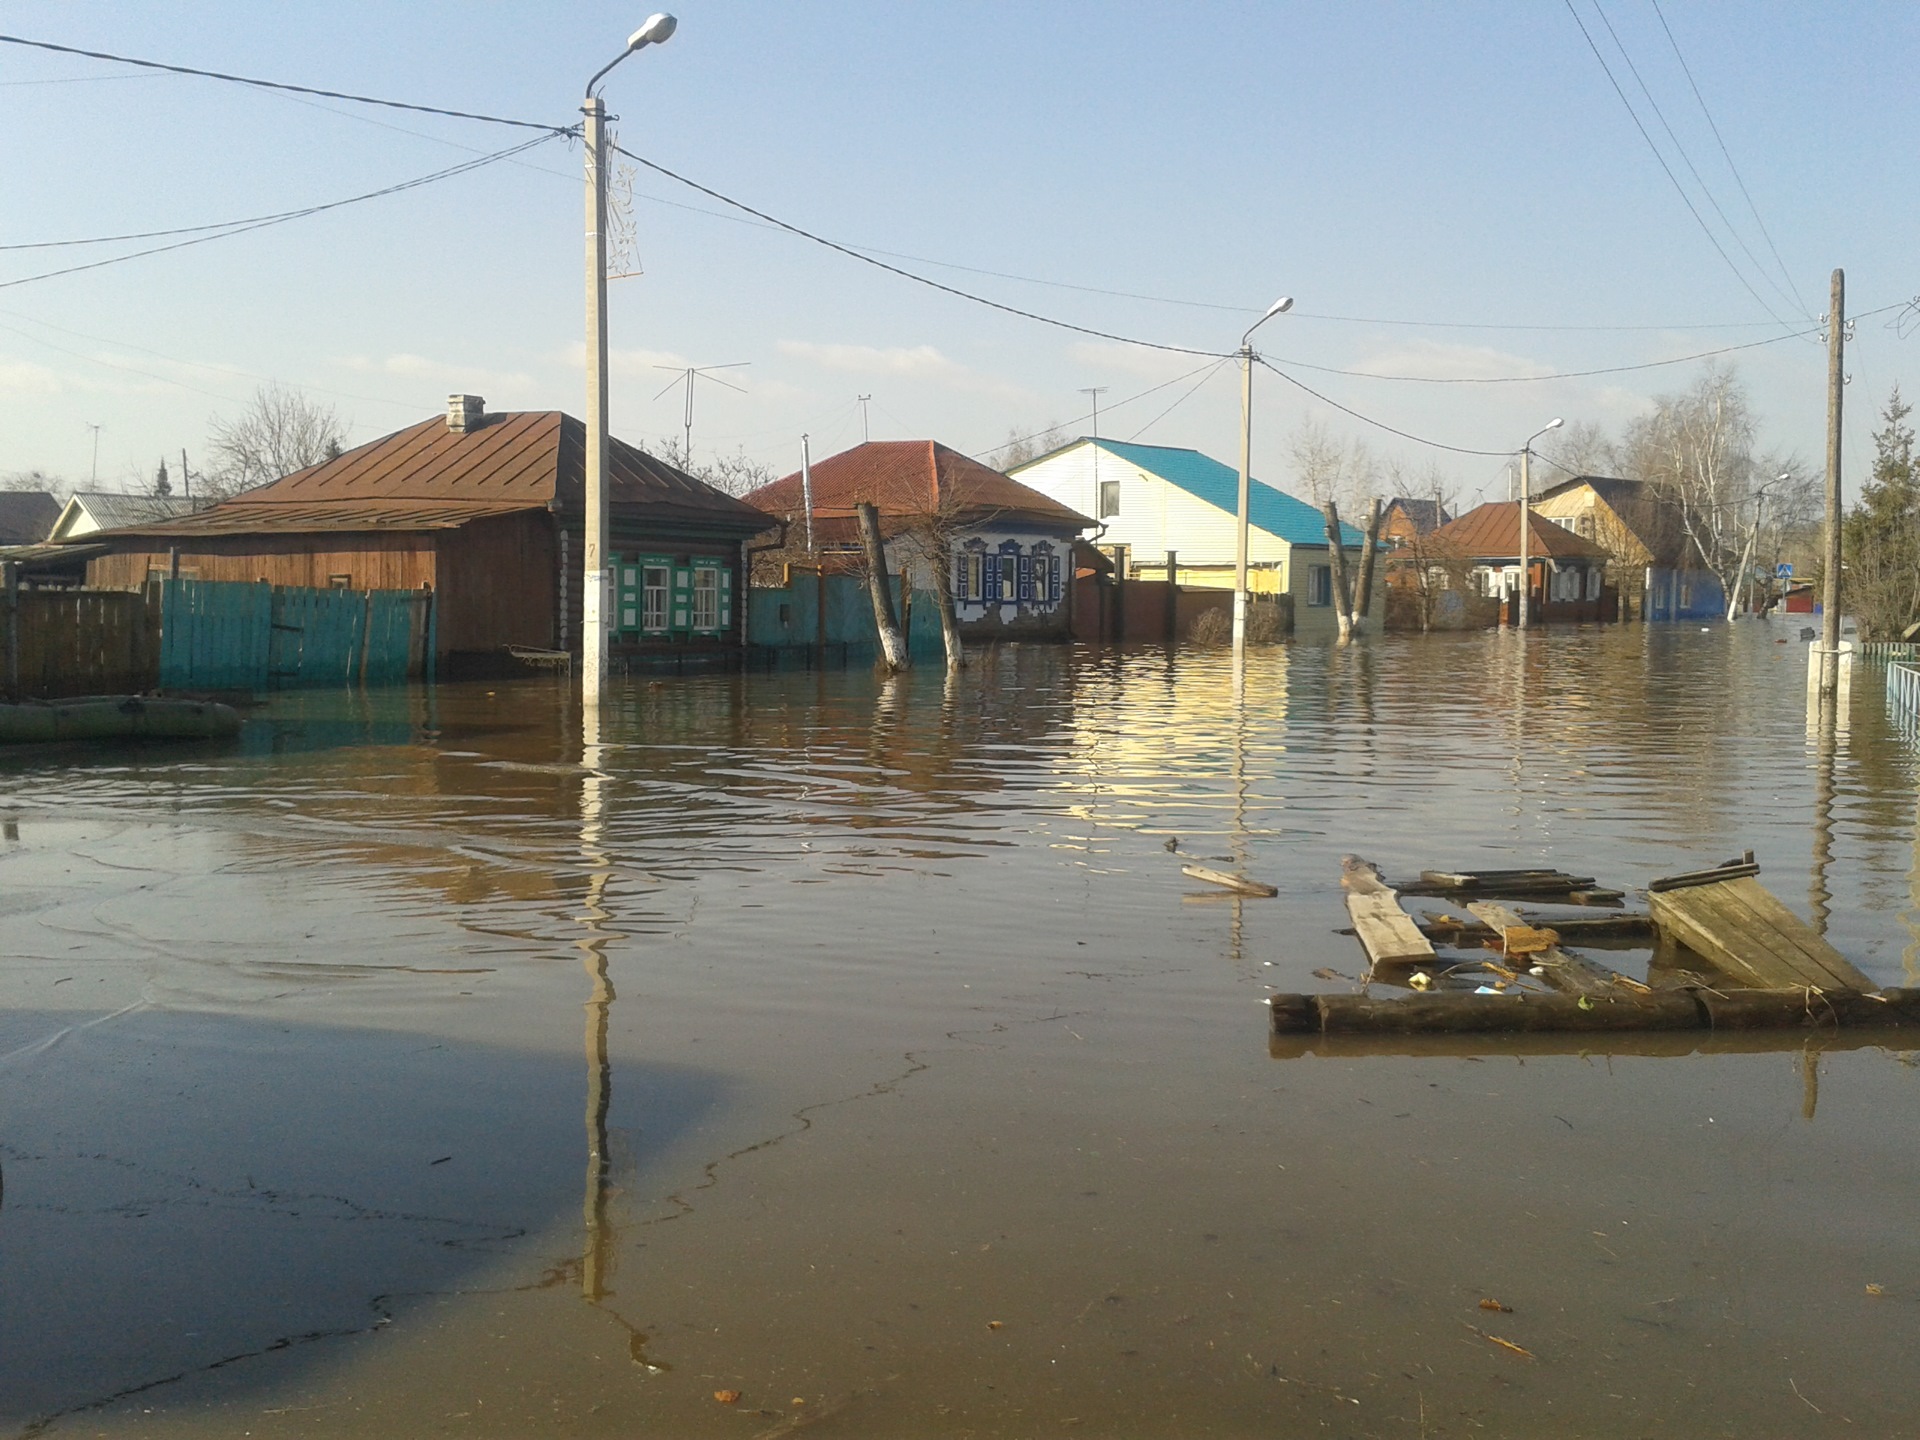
(2, 560, 18, 702)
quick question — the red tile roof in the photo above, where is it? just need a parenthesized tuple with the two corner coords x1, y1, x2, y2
(743, 440, 1092, 531)
(105, 411, 768, 537)
(1426, 501, 1610, 561)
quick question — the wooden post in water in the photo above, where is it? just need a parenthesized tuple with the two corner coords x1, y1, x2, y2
(1164, 549, 1178, 641)
(2, 560, 18, 702)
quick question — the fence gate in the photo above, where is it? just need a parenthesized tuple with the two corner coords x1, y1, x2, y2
(159, 580, 430, 692)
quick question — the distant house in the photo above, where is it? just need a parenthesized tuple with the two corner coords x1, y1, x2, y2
(1381, 497, 1451, 550)
(1423, 500, 1613, 624)
(742, 440, 1092, 639)
(1531, 475, 1723, 621)
(77, 395, 770, 675)
(0, 490, 61, 545)
(1008, 437, 1379, 638)
(48, 491, 197, 542)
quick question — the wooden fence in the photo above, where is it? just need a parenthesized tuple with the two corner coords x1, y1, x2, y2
(3, 572, 159, 699)
(1, 568, 431, 700)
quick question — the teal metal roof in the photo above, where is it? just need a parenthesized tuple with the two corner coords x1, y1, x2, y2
(1088, 439, 1365, 547)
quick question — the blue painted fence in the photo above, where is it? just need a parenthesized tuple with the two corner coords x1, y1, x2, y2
(158, 580, 429, 693)
(748, 574, 944, 665)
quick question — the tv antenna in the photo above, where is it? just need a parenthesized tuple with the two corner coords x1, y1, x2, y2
(857, 394, 872, 443)
(652, 362, 750, 461)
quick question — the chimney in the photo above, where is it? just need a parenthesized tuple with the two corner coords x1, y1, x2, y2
(447, 394, 485, 433)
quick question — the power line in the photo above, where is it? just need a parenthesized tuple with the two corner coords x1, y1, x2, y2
(0, 33, 569, 133)
(1263, 324, 1814, 385)
(975, 361, 1223, 461)
(1128, 360, 1231, 440)
(610, 142, 1226, 360)
(1586, 0, 1806, 322)
(1560, 1, 1799, 334)
(1255, 357, 1514, 459)
(1648, 0, 1810, 318)
(0, 134, 559, 292)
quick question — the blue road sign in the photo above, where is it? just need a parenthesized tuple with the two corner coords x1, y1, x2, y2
(1776, 562, 1794, 579)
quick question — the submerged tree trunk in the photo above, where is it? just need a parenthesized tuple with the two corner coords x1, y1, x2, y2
(856, 500, 910, 672)
(1323, 499, 1355, 643)
(1349, 497, 1383, 636)
(931, 555, 965, 670)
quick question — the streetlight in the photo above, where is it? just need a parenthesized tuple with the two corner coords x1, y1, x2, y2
(582, 13, 677, 704)
(1234, 295, 1293, 666)
(1514, 417, 1562, 630)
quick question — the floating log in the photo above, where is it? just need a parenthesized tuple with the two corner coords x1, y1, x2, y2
(1648, 874, 1875, 992)
(1411, 913, 1655, 946)
(1269, 1023, 1920, 1061)
(1181, 864, 1277, 898)
(1267, 986, 1920, 1038)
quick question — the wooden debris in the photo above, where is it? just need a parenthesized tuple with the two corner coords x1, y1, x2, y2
(1465, 901, 1625, 997)
(1411, 913, 1656, 946)
(1269, 986, 1920, 1038)
(1648, 873, 1875, 992)
(1181, 864, 1277, 898)
(1347, 888, 1436, 969)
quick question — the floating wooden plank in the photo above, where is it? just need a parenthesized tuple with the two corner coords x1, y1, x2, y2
(1268, 986, 1920, 1038)
(1399, 869, 1603, 901)
(1413, 913, 1655, 946)
(1465, 901, 1624, 996)
(1346, 888, 1437, 969)
(1647, 860, 1760, 893)
(1180, 864, 1277, 898)
(1649, 875, 1874, 992)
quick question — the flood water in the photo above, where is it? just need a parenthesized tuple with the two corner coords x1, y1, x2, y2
(3, 620, 1917, 1437)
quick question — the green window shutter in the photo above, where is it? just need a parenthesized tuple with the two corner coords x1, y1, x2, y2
(617, 561, 642, 634)
(719, 565, 733, 630)
(672, 566, 693, 633)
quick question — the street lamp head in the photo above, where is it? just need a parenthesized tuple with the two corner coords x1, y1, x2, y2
(628, 13, 677, 49)
(1546, 417, 1564, 431)
(1263, 296, 1294, 319)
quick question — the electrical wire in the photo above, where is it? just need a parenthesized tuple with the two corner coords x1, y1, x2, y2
(1560, 1, 1799, 334)
(1127, 359, 1232, 440)
(975, 362, 1225, 460)
(1649, 0, 1810, 319)
(0, 33, 569, 133)
(611, 142, 1226, 360)
(1263, 324, 1815, 385)
(1255, 357, 1514, 458)
(0, 133, 559, 292)
(1588, 0, 1806, 322)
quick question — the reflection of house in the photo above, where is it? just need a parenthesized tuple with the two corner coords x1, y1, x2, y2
(1423, 501, 1613, 624)
(48, 491, 196, 542)
(1531, 475, 1723, 621)
(1008, 438, 1379, 639)
(78, 396, 769, 675)
(0, 491, 60, 545)
(743, 441, 1092, 639)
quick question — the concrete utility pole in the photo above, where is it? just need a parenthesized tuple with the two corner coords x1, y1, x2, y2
(1515, 418, 1562, 631)
(582, 14, 677, 706)
(1232, 296, 1293, 668)
(1819, 267, 1846, 697)
(800, 433, 815, 554)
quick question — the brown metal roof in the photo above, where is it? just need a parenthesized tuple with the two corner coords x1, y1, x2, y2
(103, 411, 769, 538)
(1426, 500, 1611, 561)
(744, 440, 1093, 531)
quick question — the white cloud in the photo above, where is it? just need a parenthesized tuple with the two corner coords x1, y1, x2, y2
(337, 352, 538, 395)
(1065, 340, 1205, 381)
(0, 358, 65, 395)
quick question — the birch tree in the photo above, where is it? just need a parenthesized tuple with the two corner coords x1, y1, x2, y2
(205, 385, 345, 500)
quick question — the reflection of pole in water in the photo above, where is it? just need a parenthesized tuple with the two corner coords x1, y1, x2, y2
(1809, 692, 1839, 936)
(1799, 1045, 1819, 1123)
(578, 704, 616, 1301)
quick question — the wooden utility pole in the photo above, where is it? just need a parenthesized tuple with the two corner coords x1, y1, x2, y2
(1819, 268, 1846, 697)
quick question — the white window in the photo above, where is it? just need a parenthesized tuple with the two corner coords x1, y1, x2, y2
(692, 567, 720, 631)
(643, 565, 670, 632)
(1097, 480, 1121, 518)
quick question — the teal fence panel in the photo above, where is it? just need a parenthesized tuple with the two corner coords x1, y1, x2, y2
(160, 580, 420, 693)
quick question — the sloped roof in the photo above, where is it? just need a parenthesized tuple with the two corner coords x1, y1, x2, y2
(1427, 500, 1610, 561)
(100, 412, 768, 538)
(0, 490, 60, 544)
(1056, 438, 1367, 547)
(50, 490, 196, 541)
(1383, 496, 1450, 534)
(1533, 474, 1690, 564)
(745, 440, 1092, 530)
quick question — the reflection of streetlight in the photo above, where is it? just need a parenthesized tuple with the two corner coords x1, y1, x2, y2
(1234, 296, 1294, 668)
(583, 14, 678, 705)
(1514, 418, 1562, 631)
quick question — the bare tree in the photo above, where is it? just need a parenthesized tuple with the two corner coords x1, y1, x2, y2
(1620, 365, 1759, 617)
(1289, 417, 1375, 515)
(1, 468, 68, 498)
(652, 436, 777, 497)
(204, 384, 346, 501)
(1539, 420, 1620, 480)
(991, 421, 1071, 472)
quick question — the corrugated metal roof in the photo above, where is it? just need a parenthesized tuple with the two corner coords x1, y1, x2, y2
(744, 440, 1093, 530)
(97, 411, 769, 539)
(0, 491, 60, 545)
(1427, 501, 1610, 560)
(1067, 439, 1366, 547)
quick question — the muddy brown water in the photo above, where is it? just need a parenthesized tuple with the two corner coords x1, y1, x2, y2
(2, 622, 1917, 1437)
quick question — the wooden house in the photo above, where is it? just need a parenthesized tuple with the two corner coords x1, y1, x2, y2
(742, 440, 1093, 639)
(49, 491, 197, 542)
(1008, 437, 1378, 639)
(1531, 475, 1723, 621)
(78, 396, 770, 675)
(1422, 500, 1614, 624)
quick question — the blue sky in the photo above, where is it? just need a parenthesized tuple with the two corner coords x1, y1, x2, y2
(3, 2, 1916, 504)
